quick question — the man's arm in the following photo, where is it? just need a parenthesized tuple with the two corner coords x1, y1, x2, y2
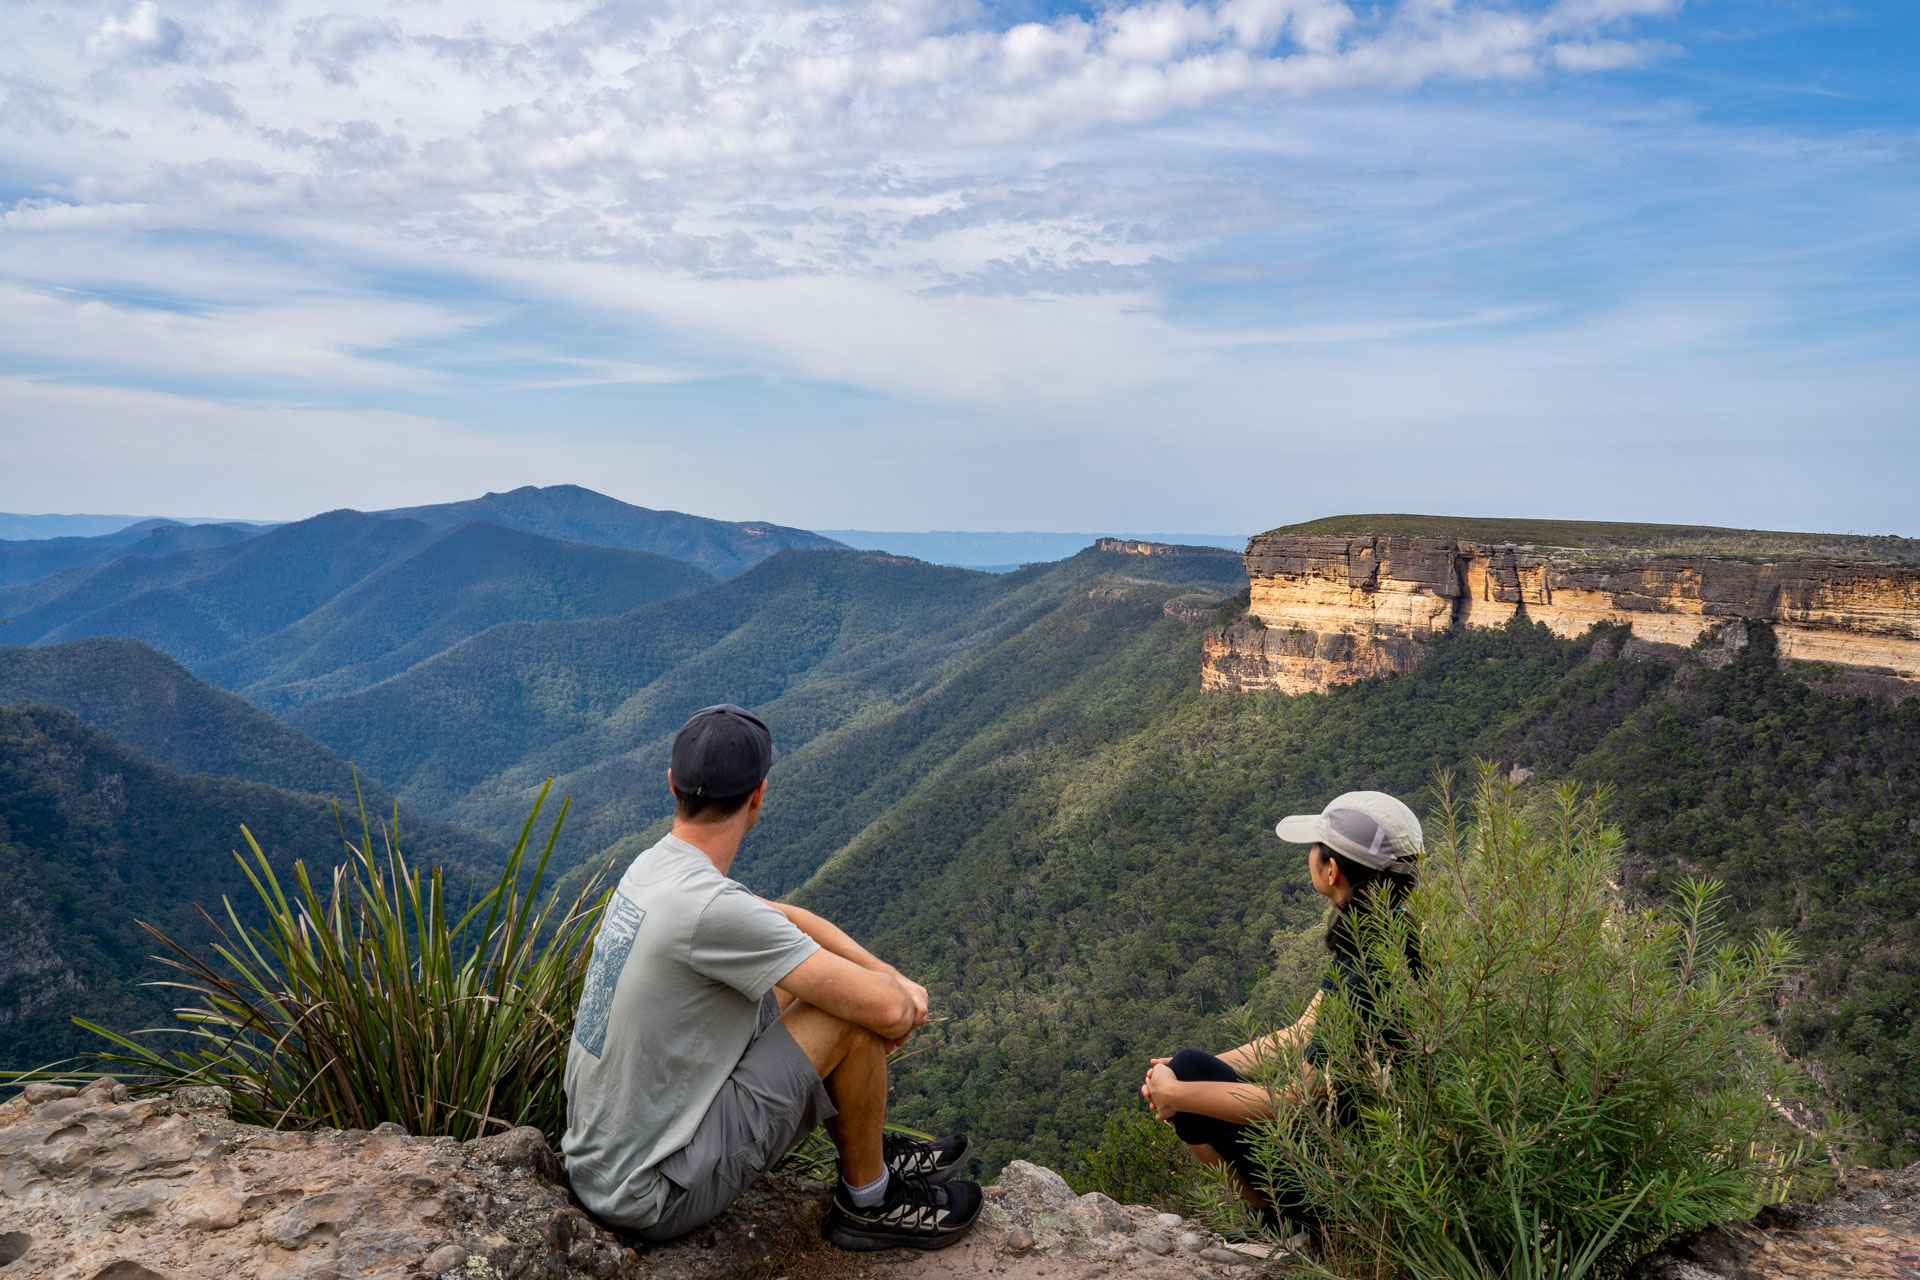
(764, 899, 929, 1029)
(764, 900, 891, 973)
(776, 947, 918, 1041)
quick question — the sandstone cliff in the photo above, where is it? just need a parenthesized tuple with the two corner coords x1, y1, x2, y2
(1204, 533, 1920, 695)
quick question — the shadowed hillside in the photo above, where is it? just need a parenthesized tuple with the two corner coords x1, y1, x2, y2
(0, 511, 439, 657)
(288, 544, 1249, 855)
(197, 521, 715, 711)
(0, 705, 493, 1070)
(0, 513, 719, 710)
(0, 638, 501, 873)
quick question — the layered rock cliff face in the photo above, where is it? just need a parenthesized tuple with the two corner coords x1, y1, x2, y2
(1204, 535, 1920, 695)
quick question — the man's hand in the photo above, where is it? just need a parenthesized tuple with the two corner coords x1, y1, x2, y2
(883, 974, 929, 1051)
(898, 975, 929, 1025)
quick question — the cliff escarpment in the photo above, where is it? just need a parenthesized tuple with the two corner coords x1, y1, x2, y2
(1204, 530, 1920, 695)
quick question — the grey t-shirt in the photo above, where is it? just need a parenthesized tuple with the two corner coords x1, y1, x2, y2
(562, 833, 818, 1229)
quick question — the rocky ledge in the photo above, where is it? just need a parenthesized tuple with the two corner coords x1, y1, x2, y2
(1632, 1163, 1920, 1280)
(0, 1080, 1262, 1280)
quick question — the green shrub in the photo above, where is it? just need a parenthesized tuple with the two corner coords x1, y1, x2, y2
(1240, 769, 1817, 1278)
(1069, 1103, 1208, 1214)
(75, 781, 608, 1141)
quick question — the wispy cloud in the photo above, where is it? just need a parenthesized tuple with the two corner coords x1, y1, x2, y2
(0, 0, 1915, 531)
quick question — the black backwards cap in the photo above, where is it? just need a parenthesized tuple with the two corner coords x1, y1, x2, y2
(670, 703, 779, 798)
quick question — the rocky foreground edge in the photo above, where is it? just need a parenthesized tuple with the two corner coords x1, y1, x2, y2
(4, 1078, 1917, 1279)
(0, 1078, 1267, 1279)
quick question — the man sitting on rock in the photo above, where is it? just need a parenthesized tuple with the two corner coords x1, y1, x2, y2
(563, 703, 981, 1251)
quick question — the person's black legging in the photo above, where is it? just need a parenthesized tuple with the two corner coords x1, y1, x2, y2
(1165, 1048, 1317, 1228)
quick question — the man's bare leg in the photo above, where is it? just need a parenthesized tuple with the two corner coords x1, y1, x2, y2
(780, 999, 887, 1186)
(1185, 1142, 1270, 1207)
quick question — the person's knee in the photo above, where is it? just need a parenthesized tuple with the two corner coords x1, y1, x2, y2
(1168, 1048, 1226, 1082)
(782, 1000, 883, 1076)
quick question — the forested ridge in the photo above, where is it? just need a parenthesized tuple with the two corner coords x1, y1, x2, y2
(0, 638, 500, 873)
(290, 544, 1250, 854)
(0, 705, 488, 1069)
(777, 616, 1919, 1171)
(1, 522, 1913, 1175)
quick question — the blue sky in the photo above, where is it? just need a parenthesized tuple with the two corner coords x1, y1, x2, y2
(2, 0, 1915, 535)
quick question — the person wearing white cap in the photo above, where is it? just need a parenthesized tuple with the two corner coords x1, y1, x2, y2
(1139, 791, 1423, 1228)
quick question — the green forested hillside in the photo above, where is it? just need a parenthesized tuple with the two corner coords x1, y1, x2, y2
(0, 705, 493, 1069)
(771, 620, 1920, 1171)
(277, 533, 1919, 1165)
(375, 484, 845, 577)
(0, 638, 500, 873)
(0, 521, 263, 588)
(288, 546, 1249, 853)
(0, 511, 719, 711)
(197, 521, 715, 711)
(0, 511, 439, 656)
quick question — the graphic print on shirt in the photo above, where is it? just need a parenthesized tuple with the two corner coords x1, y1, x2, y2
(573, 891, 645, 1058)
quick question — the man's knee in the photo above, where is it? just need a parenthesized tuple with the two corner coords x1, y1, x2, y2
(781, 1000, 884, 1077)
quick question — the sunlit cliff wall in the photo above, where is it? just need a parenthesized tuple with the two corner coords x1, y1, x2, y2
(1203, 535, 1920, 694)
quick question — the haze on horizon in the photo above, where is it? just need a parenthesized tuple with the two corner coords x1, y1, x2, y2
(2, 0, 1916, 537)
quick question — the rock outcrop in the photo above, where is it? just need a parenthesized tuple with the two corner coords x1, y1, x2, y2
(0, 1083, 1266, 1280)
(1630, 1162, 1920, 1280)
(0, 1080, 821, 1280)
(1204, 534, 1920, 695)
(1096, 539, 1215, 558)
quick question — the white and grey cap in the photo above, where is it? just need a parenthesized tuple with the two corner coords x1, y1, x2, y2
(1275, 791, 1423, 870)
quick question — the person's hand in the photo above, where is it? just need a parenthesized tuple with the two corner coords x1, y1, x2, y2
(1141, 1062, 1181, 1122)
(881, 975, 929, 1052)
(899, 976, 930, 1029)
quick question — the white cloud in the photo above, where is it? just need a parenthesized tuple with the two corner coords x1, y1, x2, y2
(85, 2, 188, 63)
(2, 0, 1915, 534)
(291, 12, 403, 86)
(0, 380, 548, 516)
(0, 281, 486, 388)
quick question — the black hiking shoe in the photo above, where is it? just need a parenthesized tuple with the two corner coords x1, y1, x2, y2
(883, 1131, 971, 1183)
(821, 1172, 983, 1251)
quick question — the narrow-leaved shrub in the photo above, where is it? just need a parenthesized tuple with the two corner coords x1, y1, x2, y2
(78, 781, 607, 1141)
(1236, 769, 1815, 1278)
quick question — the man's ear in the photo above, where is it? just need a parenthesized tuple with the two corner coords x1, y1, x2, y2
(746, 778, 768, 812)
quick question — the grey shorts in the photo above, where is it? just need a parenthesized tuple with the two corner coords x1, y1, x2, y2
(640, 991, 837, 1241)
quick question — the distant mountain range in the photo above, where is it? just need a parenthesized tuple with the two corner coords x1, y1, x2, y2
(0, 486, 825, 710)
(285, 543, 1249, 855)
(4, 499, 1916, 1172)
(0, 520, 271, 588)
(375, 486, 843, 578)
(820, 530, 1246, 570)
(0, 513, 161, 541)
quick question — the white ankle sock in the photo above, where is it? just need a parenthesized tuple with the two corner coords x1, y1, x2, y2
(846, 1169, 890, 1208)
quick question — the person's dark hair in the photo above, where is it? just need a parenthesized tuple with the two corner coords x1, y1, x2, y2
(1319, 843, 1419, 960)
(673, 785, 756, 823)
